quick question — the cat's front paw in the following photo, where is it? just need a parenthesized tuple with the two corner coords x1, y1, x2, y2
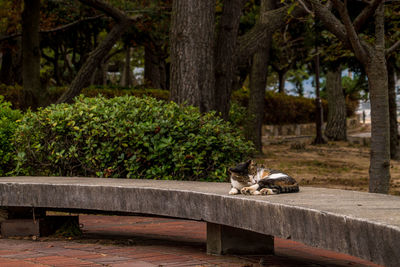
(229, 188, 239, 195)
(241, 187, 255, 195)
(260, 188, 278, 195)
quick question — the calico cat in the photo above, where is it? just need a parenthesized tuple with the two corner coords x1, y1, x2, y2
(228, 160, 299, 195)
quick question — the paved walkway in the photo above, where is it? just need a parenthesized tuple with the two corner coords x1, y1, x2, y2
(0, 215, 382, 267)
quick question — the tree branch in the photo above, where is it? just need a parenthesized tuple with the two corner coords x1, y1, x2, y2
(0, 15, 105, 42)
(298, 0, 313, 15)
(78, 0, 129, 22)
(236, 4, 306, 66)
(331, 0, 369, 61)
(386, 39, 400, 56)
(41, 15, 105, 33)
(0, 33, 20, 42)
(374, 2, 385, 49)
(353, 0, 384, 32)
(306, 0, 348, 43)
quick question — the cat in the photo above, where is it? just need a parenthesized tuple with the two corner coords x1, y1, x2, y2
(228, 160, 299, 195)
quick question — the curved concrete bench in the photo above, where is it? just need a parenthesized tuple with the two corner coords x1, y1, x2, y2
(0, 177, 399, 267)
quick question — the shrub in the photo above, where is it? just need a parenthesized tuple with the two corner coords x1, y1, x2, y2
(0, 96, 22, 176)
(228, 102, 248, 127)
(0, 84, 23, 109)
(13, 95, 254, 181)
(232, 89, 329, 125)
(0, 84, 170, 109)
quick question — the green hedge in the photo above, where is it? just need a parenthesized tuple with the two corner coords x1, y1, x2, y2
(232, 89, 328, 125)
(0, 84, 355, 125)
(13, 95, 254, 181)
(0, 84, 169, 109)
(0, 96, 22, 176)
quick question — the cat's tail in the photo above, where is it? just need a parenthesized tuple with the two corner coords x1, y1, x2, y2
(279, 183, 300, 193)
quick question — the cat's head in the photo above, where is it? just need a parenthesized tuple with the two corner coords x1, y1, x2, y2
(228, 160, 257, 183)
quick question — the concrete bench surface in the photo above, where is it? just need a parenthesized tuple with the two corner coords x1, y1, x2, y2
(0, 176, 399, 267)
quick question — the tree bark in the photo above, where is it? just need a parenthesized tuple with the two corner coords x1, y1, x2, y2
(170, 0, 215, 113)
(366, 53, 391, 193)
(0, 46, 13, 85)
(22, 0, 46, 109)
(244, 0, 274, 152)
(144, 46, 167, 89)
(120, 46, 133, 87)
(388, 58, 399, 159)
(325, 64, 347, 141)
(214, 0, 245, 119)
(312, 34, 325, 145)
(277, 70, 286, 94)
(367, 3, 391, 194)
(90, 58, 107, 86)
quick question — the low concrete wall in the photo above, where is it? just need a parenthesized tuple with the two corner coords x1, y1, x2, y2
(262, 118, 360, 137)
(0, 177, 399, 267)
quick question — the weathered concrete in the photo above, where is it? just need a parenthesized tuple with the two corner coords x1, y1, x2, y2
(1, 216, 79, 237)
(206, 222, 274, 255)
(0, 177, 399, 266)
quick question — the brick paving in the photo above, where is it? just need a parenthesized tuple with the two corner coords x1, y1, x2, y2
(0, 215, 383, 267)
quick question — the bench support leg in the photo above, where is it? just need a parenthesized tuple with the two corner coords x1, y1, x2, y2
(206, 222, 274, 255)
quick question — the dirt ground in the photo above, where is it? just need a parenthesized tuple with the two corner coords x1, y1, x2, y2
(258, 139, 400, 196)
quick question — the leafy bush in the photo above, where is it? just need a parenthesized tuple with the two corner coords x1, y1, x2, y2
(13, 95, 254, 181)
(0, 96, 22, 176)
(0, 84, 170, 109)
(228, 102, 248, 127)
(232, 89, 329, 125)
(0, 84, 23, 109)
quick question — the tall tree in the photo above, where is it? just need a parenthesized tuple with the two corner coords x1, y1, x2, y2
(245, 0, 275, 152)
(22, 0, 45, 109)
(169, 0, 215, 113)
(214, 0, 246, 119)
(387, 57, 399, 159)
(120, 46, 134, 87)
(144, 45, 168, 90)
(303, 0, 391, 193)
(325, 63, 347, 141)
(312, 20, 325, 144)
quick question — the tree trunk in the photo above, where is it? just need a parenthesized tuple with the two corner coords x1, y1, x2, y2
(244, 0, 274, 152)
(170, 0, 215, 113)
(312, 41, 325, 145)
(120, 46, 133, 87)
(90, 58, 107, 86)
(0, 46, 13, 85)
(325, 64, 347, 141)
(144, 46, 167, 89)
(57, 20, 130, 103)
(366, 53, 391, 194)
(278, 70, 285, 94)
(53, 46, 61, 85)
(366, 4, 391, 194)
(388, 59, 399, 159)
(22, 0, 46, 109)
(214, 0, 245, 119)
